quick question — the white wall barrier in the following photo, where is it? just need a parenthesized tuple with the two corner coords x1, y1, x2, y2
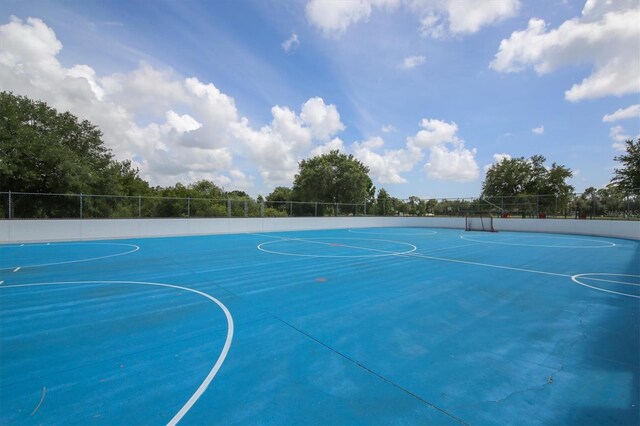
(0, 216, 638, 243)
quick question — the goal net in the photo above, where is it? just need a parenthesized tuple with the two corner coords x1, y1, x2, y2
(465, 215, 496, 232)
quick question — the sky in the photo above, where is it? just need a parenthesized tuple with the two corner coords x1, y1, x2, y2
(0, 0, 638, 199)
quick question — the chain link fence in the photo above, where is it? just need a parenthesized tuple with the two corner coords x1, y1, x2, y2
(1, 190, 638, 220)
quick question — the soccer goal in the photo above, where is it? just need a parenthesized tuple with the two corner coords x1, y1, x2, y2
(465, 215, 497, 232)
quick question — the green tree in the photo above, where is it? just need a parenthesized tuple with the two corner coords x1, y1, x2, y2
(0, 91, 149, 217)
(265, 186, 293, 214)
(611, 138, 640, 193)
(375, 188, 392, 215)
(266, 186, 292, 203)
(0, 92, 112, 194)
(482, 155, 573, 216)
(292, 150, 373, 209)
(191, 180, 225, 199)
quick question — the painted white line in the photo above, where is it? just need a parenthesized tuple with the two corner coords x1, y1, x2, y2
(0, 281, 4, 285)
(408, 252, 570, 278)
(0, 243, 140, 271)
(348, 228, 438, 236)
(406, 253, 640, 299)
(571, 273, 640, 298)
(30, 386, 46, 416)
(0, 280, 233, 425)
(579, 276, 640, 287)
(256, 232, 638, 298)
(460, 234, 615, 248)
(13, 267, 21, 273)
(257, 238, 417, 258)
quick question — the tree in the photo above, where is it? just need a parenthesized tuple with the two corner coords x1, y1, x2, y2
(265, 186, 293, 214)
(0, 92, 113, 194)
(0, 91, 149, 217)
(482, 155, 573, 216)
(482, 155, 573, 197)
(266, 186, 292, 203)
(292, 150, 373, 205)
(611, 138, 640, 193)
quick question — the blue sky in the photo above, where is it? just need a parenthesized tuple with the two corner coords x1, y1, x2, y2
(1, 0, 638, 199)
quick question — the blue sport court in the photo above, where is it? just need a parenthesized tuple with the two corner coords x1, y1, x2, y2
(1, 227, 638, 425)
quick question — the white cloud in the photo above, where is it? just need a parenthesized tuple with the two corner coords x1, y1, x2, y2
(407, 118, 460, 148)
(230, 98, 346, 186)
(413, 0, 520, 37)
(0, 15, 484, 193)
(401, 55, 426, 69)
(306, 0, 518, 38)
(103, 62, 190, 116)
(0, 16, 61, 66)
(309, 137, 346, 157)
(381, 124, 396, 133)
(67, 64, 105, 100)
(531, 125, 544, 135)
(490, 1, 640, 101)
(424, 144, 479, 182)
(610, 125, 631, 142)
(407, 118, 479, 182)
(354, 118, 479, 184)
(281, 33, 300, 53)
(306, 0, 374, 37)
(1, 16, 350, 191)
(602, 104, 640, 122)
(165, 110, 202, 134)
(609, 125, 639, 151)
(483, 152, 512, 173)
(492, 152, 512, 163)
(446, 0, 520, 34)
(352, 137, 420, 184)
(228, 169, 255, 189)
(300, 97, 345, 141)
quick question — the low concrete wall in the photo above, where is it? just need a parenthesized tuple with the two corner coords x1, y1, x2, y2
(0, 216, 637, 243)
(494, 218, 640, 240)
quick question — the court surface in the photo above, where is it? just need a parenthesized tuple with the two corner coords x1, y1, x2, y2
(1, 227, 638, 425)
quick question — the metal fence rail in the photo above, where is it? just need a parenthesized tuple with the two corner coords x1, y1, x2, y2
(1, 191, 638, 220)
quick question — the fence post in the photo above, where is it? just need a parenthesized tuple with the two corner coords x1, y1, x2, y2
(364, 201, 367, 216)
(315, 202, 318, 217)
(244, 200, 248, 217)
(8, 191, 12, 219)
(80, 193, 83, 219)
(289, 201, 293, 217)
(187, 197, 191, 218)
(260, 201, 264, 218)
(227, 199, 231, 218)
(138, 195, 142, 218)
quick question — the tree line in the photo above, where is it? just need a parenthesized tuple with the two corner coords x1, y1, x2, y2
(1, 91, 638, 219)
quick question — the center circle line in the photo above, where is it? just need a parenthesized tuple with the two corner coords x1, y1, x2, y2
(0, 280, 233, 425)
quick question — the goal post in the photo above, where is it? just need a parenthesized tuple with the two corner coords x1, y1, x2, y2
(465, 214, 497, 232)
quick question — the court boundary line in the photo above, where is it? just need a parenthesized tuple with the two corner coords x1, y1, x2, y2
(251, 232, 639, 298)
(257, 237, 417, 258)
(0, 280, 234, 425)
(460, 234, 616, 248)
(347, 228, 438, 236)
(571, 274, 640, 299)
(0, 243, 140, 271)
